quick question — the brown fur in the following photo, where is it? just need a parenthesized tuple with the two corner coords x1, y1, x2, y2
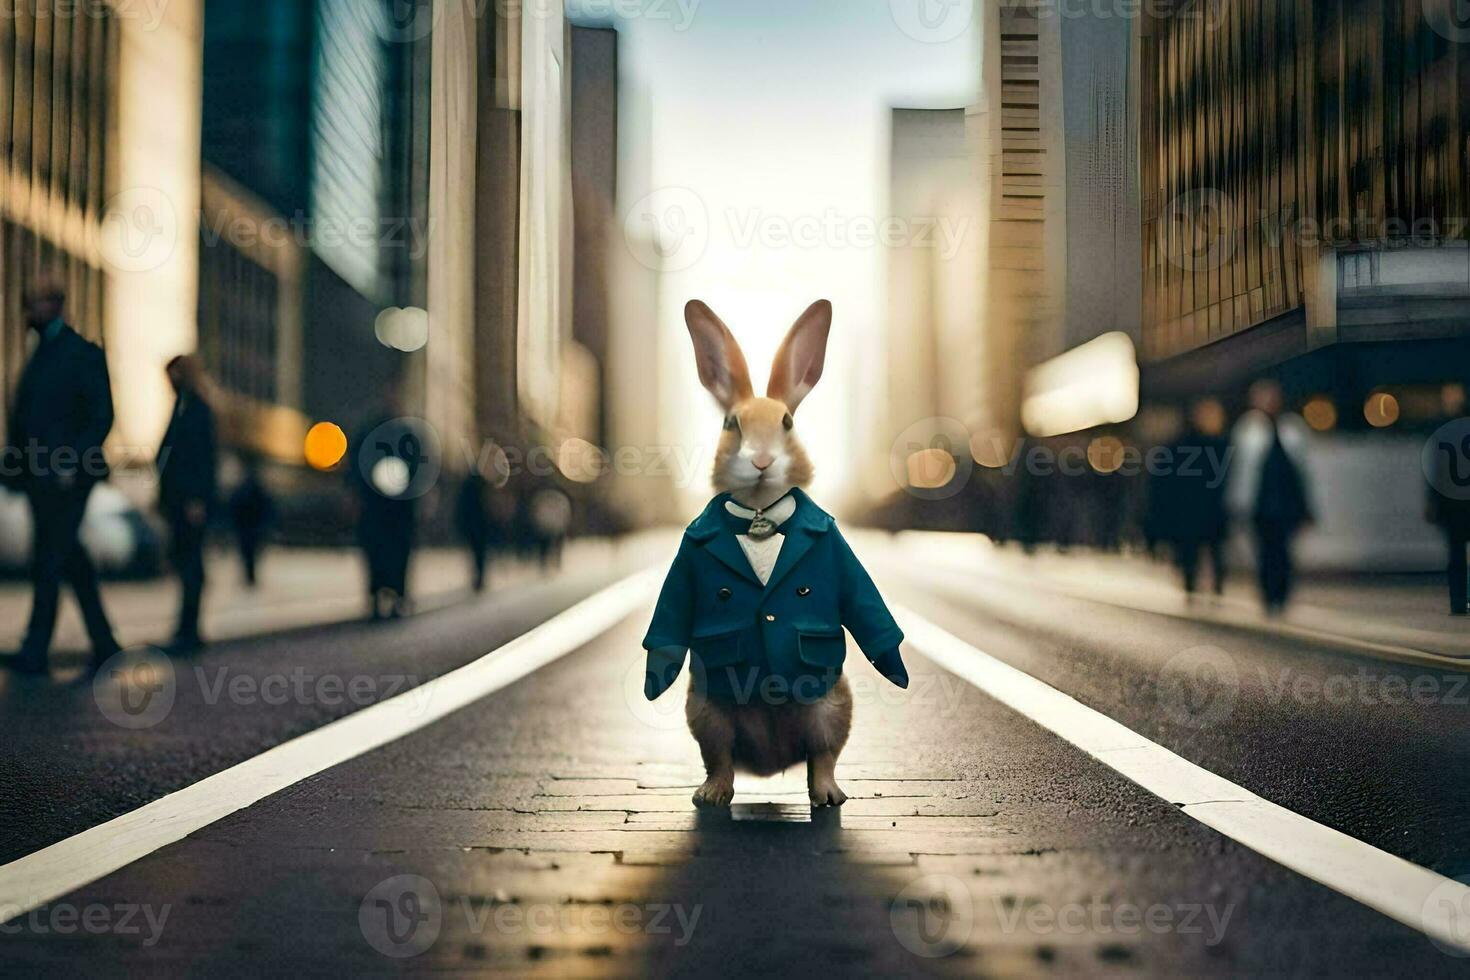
(683, 299, 852, 807)
(687, 676, 853, 777)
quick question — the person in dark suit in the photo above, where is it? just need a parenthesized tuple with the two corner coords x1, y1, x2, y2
(349, 408, 425, 620)
(455, 469, 493, 593)
(3, 277, 120, 673)
(1426, 418, 1470, 615)
(1247, 382, 1312, 615)
(1147, 399, 1233, 597)
(157, 355, 218, 651)
(228, 454, 275, 588)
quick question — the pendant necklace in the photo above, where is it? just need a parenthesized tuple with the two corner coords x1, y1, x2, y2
(746, 508, 777, 540)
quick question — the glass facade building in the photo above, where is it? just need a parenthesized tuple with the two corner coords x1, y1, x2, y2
(1140, 0, 1470, 362)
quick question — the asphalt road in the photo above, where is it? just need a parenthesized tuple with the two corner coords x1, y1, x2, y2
(3, 539, 1468, 977)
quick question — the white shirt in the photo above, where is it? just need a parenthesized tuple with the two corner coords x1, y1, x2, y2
(724, 494, 798, 586)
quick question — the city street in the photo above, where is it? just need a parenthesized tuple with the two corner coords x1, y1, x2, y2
(3, 535, 1469, 977)
(3, 0, 1468, 976)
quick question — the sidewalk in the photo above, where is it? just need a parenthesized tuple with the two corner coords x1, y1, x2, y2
(0, 539, 649, 659)
(888, 532, 1470, 665)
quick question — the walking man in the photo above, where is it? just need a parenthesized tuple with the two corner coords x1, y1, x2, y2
(4, 277, 120, 673)
(1242, 381, 1312, 615)
(158, 355, 218, 651)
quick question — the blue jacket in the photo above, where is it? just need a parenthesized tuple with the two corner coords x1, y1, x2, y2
(642, 489, 907, 704)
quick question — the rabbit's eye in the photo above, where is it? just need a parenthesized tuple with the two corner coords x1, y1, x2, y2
(783, 413, 794, 431)
(724, 415, 740, 433)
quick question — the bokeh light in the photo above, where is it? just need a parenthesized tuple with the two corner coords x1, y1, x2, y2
(1363, 392, 1400, 428)
(557, 438, 605, 484)
(1303, 396, 1338, 432)
(1087, 435, 1126, 474)
(374, 307, 430, 352)
(970, 429, 1013, 469)
(304, 422, 348, 470)
(907, 449, 957, 490)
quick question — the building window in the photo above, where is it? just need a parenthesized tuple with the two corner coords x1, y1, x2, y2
(198, 237, 280, 405)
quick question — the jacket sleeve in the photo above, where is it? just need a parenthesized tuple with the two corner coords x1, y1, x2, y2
(641, 535, 696, 700)
(834, 525, 908, 688)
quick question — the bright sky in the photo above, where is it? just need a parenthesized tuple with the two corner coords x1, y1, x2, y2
(572, 0, 980, 507)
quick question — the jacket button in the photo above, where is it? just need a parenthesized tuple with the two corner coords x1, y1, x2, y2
(797, 587, 811, 597)
(765, 614, 777, 623)
(718, 588, 732, 601)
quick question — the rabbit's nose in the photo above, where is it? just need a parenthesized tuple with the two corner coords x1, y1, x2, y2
(752, 453, 775, 471)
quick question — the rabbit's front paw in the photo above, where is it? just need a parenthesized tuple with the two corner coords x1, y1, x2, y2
(692, 775, 735, 807)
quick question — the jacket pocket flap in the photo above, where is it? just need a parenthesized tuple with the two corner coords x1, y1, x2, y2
(797, 629, 846, 668)
(691, 627, 746, 668)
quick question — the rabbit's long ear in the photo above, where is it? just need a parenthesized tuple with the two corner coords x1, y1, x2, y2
(685, 300, 754, 410)
(767, 300, 832, 413)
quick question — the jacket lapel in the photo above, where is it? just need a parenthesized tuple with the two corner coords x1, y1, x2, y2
(762, 526, 814, 595)
(761, 489, 831, 596)
(687, 494, 762, 585)
(702, 532, 762, 585)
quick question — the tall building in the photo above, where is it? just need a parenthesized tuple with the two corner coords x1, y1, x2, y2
(569, 25, 617, 449)
(1058, 6, 1140, 353)
(433, 0, 579, 460)
(201, 0, 431, 460)
(1139, 0, 1470, 420)
(887, 109, 967, 432)
(1, 0, 204, 459)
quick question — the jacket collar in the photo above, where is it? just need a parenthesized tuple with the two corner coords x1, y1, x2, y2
(687, 488, 833, 588)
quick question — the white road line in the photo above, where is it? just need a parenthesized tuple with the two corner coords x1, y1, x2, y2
(894, 603, 1470, 955)
(0, 569, 662, 921)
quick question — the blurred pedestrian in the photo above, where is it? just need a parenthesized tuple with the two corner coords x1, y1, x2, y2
(455, 468, 496, 593)
(157, 355, 218, 652)
(228, 454, 275, 588)
(1148, 399, 1233, 597)
(349, 399, 425, 620)
(1233, 381, 1313, 615)
(1427, 441, 1470, 616)
(2, 276, 120, 673)
(529, 485, 572, 571)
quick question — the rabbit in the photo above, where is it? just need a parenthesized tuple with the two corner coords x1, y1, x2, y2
(642, 299, 909, 808)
